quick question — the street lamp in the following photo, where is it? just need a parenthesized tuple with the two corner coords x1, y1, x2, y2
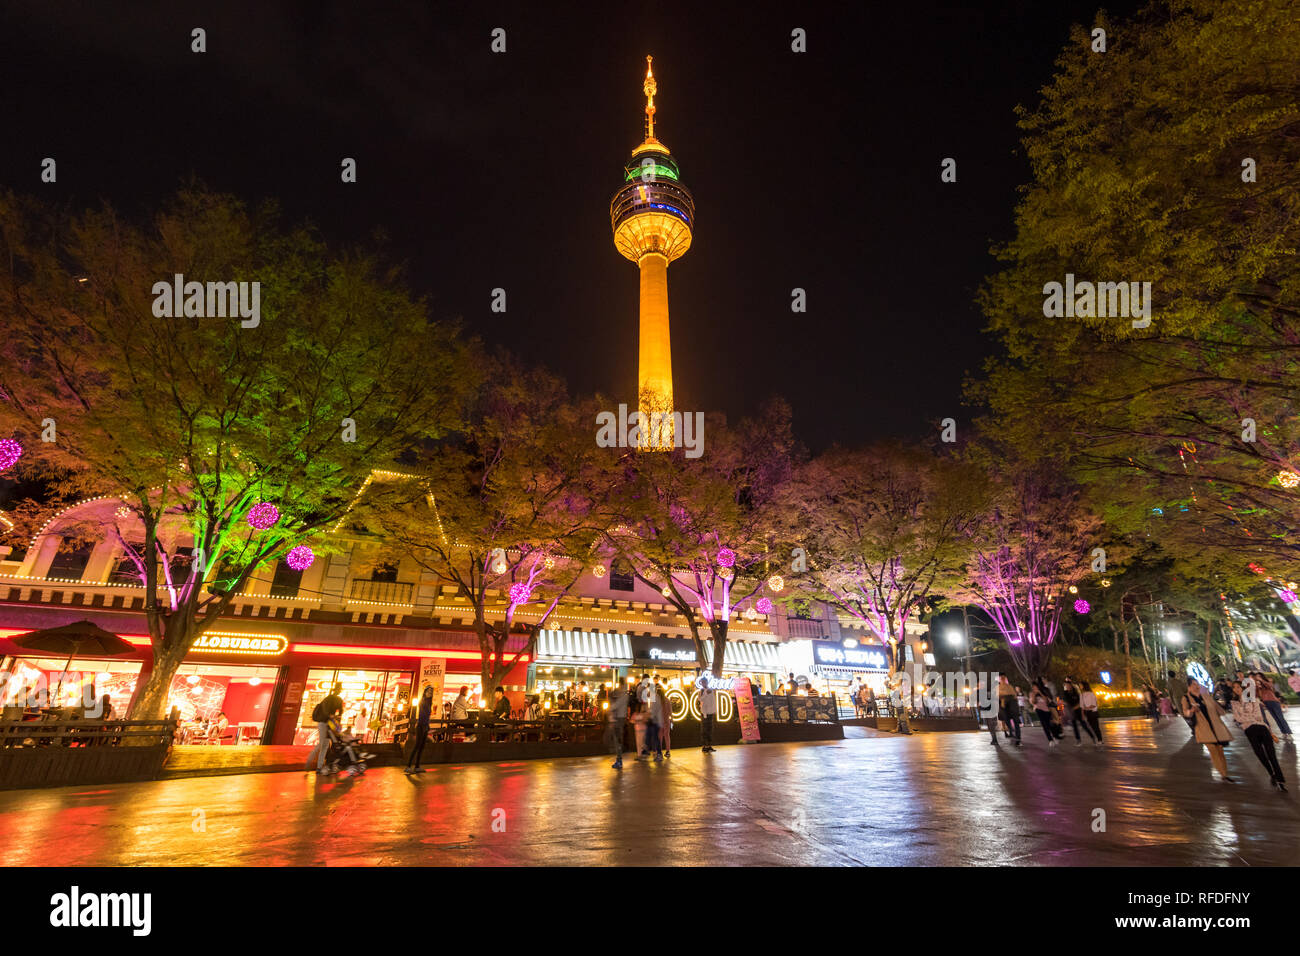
(1165, 629, 1183, 644)
(946, 629, 964, 647)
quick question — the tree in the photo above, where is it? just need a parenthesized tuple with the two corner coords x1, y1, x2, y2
(952, 461, 1104, 681)
(370, 359, 611, 697)
(974, 0, 1300, 576)
(779, 443, 986, 675)
(0, 188, 472, 720)
(604, 400, 798, 677)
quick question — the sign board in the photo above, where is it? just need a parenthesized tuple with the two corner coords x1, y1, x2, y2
(416, 658, 446, 711)
(630, 636, 698, 663)
(284, 681, 304, 706)
(733, 676, 761, 742)
(811, 640, 888, 671)
(191, 632, 287, 656)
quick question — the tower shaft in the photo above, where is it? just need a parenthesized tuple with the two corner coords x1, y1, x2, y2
(637, 252, 673, 446)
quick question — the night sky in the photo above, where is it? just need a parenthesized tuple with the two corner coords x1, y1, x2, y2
(1, 0, 1142, 451)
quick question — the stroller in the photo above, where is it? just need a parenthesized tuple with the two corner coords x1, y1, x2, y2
(324, 720, 376, 777)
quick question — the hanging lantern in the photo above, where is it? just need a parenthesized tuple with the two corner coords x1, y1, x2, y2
(767, 574, 785, 593)
(246, 502, 280, 530)
(285, 545, 315, 571)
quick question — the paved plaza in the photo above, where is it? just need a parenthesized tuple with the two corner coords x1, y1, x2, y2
(1, 719, 1297, 866)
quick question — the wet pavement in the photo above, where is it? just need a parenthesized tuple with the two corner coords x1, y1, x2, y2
(1, 719, 1297, 866)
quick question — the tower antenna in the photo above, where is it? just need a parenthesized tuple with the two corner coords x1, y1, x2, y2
(643, 55, 657, 142)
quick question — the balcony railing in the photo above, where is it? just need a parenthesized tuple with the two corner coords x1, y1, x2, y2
(348, 579, 414, 605)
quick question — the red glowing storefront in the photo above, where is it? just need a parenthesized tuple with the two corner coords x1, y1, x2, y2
(0, 624, 529, 746)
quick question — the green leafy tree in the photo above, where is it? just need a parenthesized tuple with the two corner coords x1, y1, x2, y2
(0, 188, 472, 720)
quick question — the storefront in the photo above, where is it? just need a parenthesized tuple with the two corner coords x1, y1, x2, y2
(527, 629, 633, 707)
(0, 625, 529, 747)
(805, 638, 891, 702)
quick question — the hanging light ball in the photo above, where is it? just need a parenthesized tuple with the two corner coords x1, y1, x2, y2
(1277, 471, 1300, 489)
(1068, 585, 1078, 594)
(1074, 599, 1091, 614)
(115, 506, 132, 519)
(767, 574, 785, 593)
(592, 564, 606, 579)
(509, 582, 532, 605)
(543, 556, 555, 569)
(246, 502, 280, 530)
(1279, 589, 1297, 604)
(661, 587, 672, 598)
(285, 545, 315, 571)
(718, 566, 733, 580)
(0, 439, 22, 471)
(716, 548, 736, 568)
(745, 607, 759, 622)
(1100, 578, 1112, 588)
(755, 597, 774, 615)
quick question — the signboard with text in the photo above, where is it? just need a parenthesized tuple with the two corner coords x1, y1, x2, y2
(732, 676, 761, 742)
(416, 658, 447, 711)
(811, 640, 888, 671)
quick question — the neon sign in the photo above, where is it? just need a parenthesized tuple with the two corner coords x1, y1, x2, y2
(191, 633, 287, 656)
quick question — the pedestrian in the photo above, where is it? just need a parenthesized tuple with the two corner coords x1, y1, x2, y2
(1287, 668, 1300, 696)
(524, 694, 543, 720)
(1158, 693, 1174, 719)
(1078, 680, 1103, 745)
(1017, 688, 1033, 726)
(451, 686, 470, 720)
(865, 686, 878, 717)
(1251, 672, 1293, 741)
(606, 682, 629, 769)
(404, 685, 434, 774)
(977, 681, 1000, 746)
(656, 680, 672, 758)
(1061, 680, 1097, 746)
(311, 684, 344, 775)
(1030, 681, 1057, 747)
(785, 672, 797, 696)
(699, 672, 717, 753)
(1182, 681, 1234, 782)
(997, 675, 1021, 746)
(1230, 681, 1286, 791)
(643, 677, 664, 760)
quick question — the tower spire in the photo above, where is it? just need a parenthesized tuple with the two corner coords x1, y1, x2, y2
(643, 55, 657, 142)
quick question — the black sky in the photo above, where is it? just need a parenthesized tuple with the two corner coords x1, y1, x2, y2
(0, 0, 1142, 451)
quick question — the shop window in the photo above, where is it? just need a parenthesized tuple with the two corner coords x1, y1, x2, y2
(47, 541, 94, 581)
(108, 546, 146, 585)
(609, 559, 635, 592)
(269, 559, 303, 598)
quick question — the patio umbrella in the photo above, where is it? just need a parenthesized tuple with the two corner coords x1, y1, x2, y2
(11, 621, 136, 700)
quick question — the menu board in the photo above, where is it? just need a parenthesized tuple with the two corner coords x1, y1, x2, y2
(733, 676, 761, 742)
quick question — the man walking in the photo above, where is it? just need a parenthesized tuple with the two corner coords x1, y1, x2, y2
(699, 672, 717, 753)
(606, 682, 629, 769)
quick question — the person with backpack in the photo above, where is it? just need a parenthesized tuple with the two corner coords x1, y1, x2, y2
(312, 684, 344, 775)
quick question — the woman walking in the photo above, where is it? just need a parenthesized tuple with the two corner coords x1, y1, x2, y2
(1079, 680, 1103, 746)
(1182, 681, 1234, 782)
(996, 675, 1021, 746)
(1252, 672, 1294, 742)
(1231, 681, 1286, 791)
(404, 685, 435, 774)
(1061, 680, 1098, 746)
(1030, 681, 1057, 747)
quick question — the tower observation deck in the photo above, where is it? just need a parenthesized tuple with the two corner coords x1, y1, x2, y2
(610, 55, 695, 450)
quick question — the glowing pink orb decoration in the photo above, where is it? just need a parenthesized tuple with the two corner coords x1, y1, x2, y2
(716, 548, 736, 568)
(246, 502, 280, 530)
(509, 582, 532, 605)
(1074, 599, 1091, 614)
(755, 597, 774, 614)
(284, 545, 314, 571)
(0, 439, 22, 471)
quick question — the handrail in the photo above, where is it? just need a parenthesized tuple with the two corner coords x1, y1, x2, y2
(0, 718, 177, 747)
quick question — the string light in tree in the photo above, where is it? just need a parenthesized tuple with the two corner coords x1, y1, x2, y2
(114, 507, 132, 519)
(0, 439, 22, 471)
(592, 565, 606, 579)
(767, 574, 785, 592)
(1278, 471, 1300, 489)
(285, 545, 315, 571)
(718, 566, 733, 580)
(246, 502, 280, 530)
(1074, 599, 1091, 614)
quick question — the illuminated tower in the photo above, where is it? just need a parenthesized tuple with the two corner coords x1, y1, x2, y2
(611, 55, 695, 449)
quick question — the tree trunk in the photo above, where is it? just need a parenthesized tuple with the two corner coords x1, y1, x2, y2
(1124, 622, 1132, 691)
(1204, 618, 1213, 666)
(127, 616, 195, 732)
(709, 619, 728, 678)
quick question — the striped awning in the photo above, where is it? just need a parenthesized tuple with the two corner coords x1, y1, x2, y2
(536, 629, 633, 664)
(702, 640, 783, 672)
